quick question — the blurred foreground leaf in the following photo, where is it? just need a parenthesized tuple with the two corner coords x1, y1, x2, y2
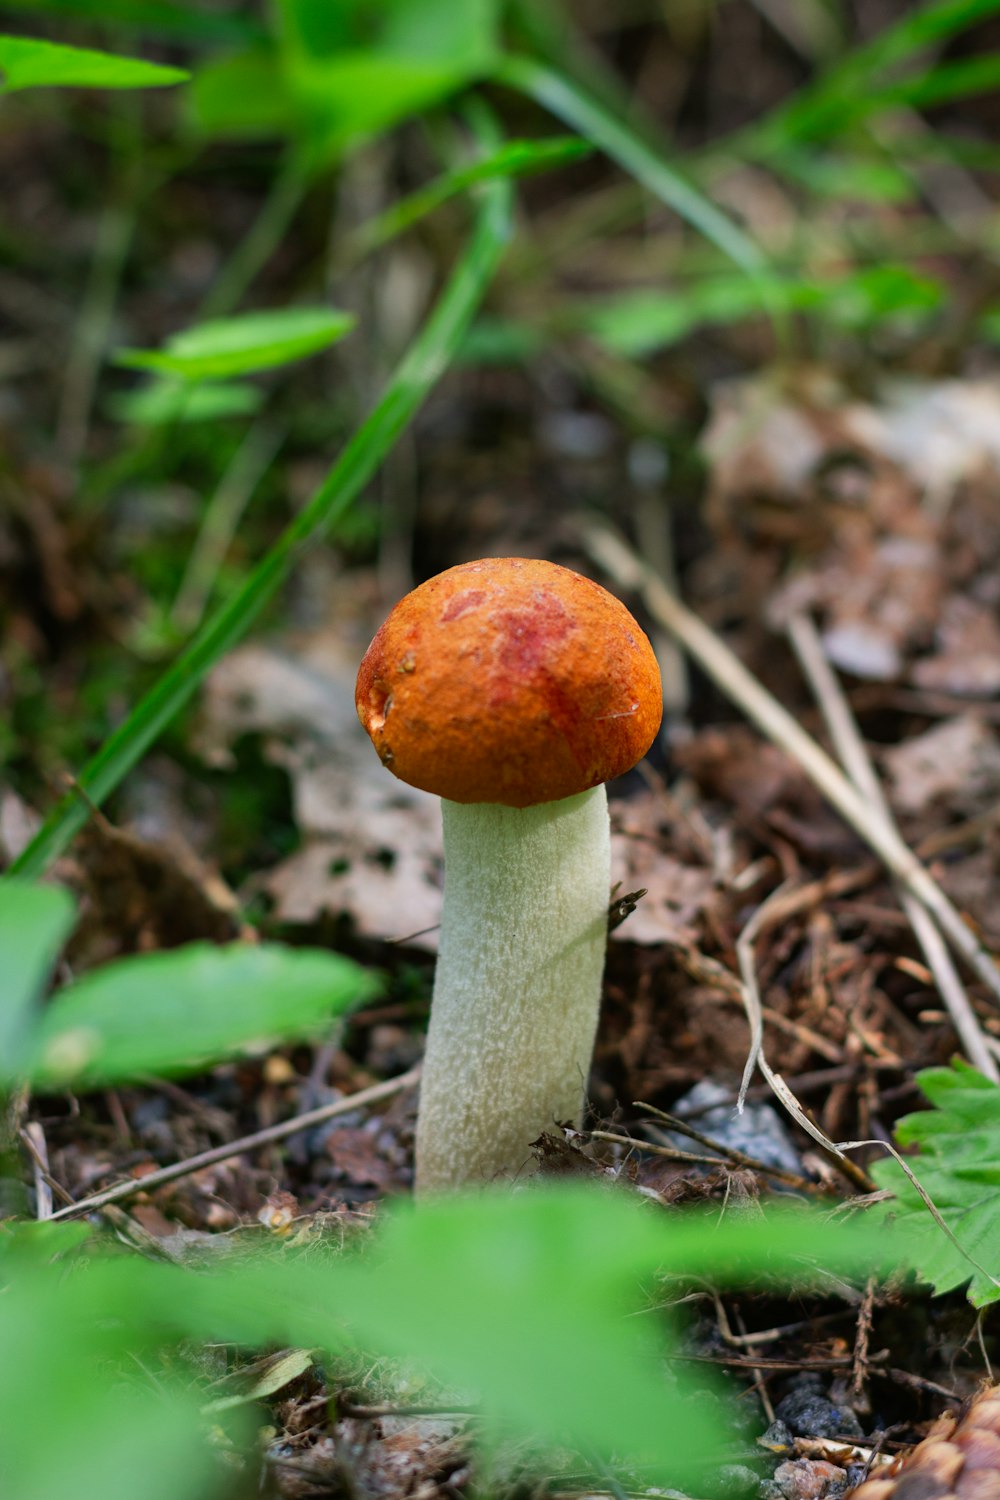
(0, 881, 74, 1067)
(24, 942, 377, 1090)
(0, 1186, 886, 1497)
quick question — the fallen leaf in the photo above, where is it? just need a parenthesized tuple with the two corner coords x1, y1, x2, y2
(882, 714, 1000, 816)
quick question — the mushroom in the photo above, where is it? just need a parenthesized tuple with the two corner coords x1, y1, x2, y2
(355, 557, 662, 1193)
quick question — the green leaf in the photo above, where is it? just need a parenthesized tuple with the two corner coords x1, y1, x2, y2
(748, 0, 1000, 150)
(115, 307, 355, 382)
(193, 0, 499, 153)
(821, 264, 944, 331)
(188, 49, 299, 141)
(106, 379, 264, 425)
(0, 881, 75, 1078)
(871, 1061, 1000, 1306)
(0, 33, 188, 92)
(8, 161, 512, 880)
(458, 316, 546, 365)
(0, 1188, 884, 1492)
(27, 943, 378, 1089)
(338, 1189, 722, 1480)
(300, 1190, 882, 1482)
(0, 1255, 245, 1500)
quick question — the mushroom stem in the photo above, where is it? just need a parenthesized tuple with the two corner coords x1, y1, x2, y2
(415, 786, 611, 1194)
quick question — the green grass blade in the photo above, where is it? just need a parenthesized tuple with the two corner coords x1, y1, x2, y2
(748, 0, 1000, 151)
(494, 53, 767, 279)
(8, 176, 512, 882)
(348, 134, 589, 261)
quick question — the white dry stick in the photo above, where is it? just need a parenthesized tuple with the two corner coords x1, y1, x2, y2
(733, 880, 854, 1165)
(786, 610, 998, 1082)
(581, 522, 1000, 1011)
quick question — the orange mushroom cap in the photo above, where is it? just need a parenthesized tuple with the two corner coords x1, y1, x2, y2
(355, 557, 662, 808)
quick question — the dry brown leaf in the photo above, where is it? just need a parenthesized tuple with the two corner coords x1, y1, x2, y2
(883, 715, 1000, 817)
(198, 638, 444, 946)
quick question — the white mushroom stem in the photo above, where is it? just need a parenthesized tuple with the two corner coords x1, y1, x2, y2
(415, 785, 611, 1194)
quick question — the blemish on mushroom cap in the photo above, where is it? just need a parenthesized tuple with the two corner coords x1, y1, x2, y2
(356, 557, 662, 808)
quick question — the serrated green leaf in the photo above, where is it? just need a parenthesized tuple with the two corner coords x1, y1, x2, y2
(27, 943, 378, 1089)
(115, 306, 355, 382)
(0, 33, 188, 92)
(872, 1061, 1000, 1306)
(0, 881, 75, 1079)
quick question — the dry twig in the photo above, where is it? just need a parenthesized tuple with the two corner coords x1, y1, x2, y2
(581, 522, 1000, 1011)
(786, 610, 997, 1081)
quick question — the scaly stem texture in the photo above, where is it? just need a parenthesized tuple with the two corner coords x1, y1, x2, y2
(415, 787, 610, 1194)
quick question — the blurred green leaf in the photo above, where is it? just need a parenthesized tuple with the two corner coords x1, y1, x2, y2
(0, 881, 74, 1072)
(822, 264, 944, 330)
(458, 316, 546, 364)
(878, 51, 1000, 109)
(335, 1188, 724, 1481)
(193, 0, 498, 154)
(578, 262, 942, 357)
(750, 0, 1000, 150)
(0, 33, 188, 91)
(0, 1256, 243, 1500)
(115, 307, 355, 382)
(776, 151, 914, 203)
(1, 1187, 884, 1494)
(26, 943, 378, 1089)
(107, 379, 264, 425)
(872, 1061, 1000, 1306)
(188, 49, 298, 140)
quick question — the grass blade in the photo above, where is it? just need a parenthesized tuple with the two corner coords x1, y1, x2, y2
(494, 53, 767, 280)
(748, 0, 1000, 151)
(347, 134, 589, 261)
(8, 175, 512, 881)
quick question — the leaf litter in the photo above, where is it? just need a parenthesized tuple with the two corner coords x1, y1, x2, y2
(19, 369, 1000, 1493)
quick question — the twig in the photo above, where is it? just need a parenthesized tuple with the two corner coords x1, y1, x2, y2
(590, 1129, 820, 1190)
(47, 1066, 420, 1222)
(581, 522, 1000, 1009)
(628, 1103, 825, 1191)
(785, 610, 998, 1081)
(20, 1123, 55, 1218)
(729, 883, 877, 1192)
